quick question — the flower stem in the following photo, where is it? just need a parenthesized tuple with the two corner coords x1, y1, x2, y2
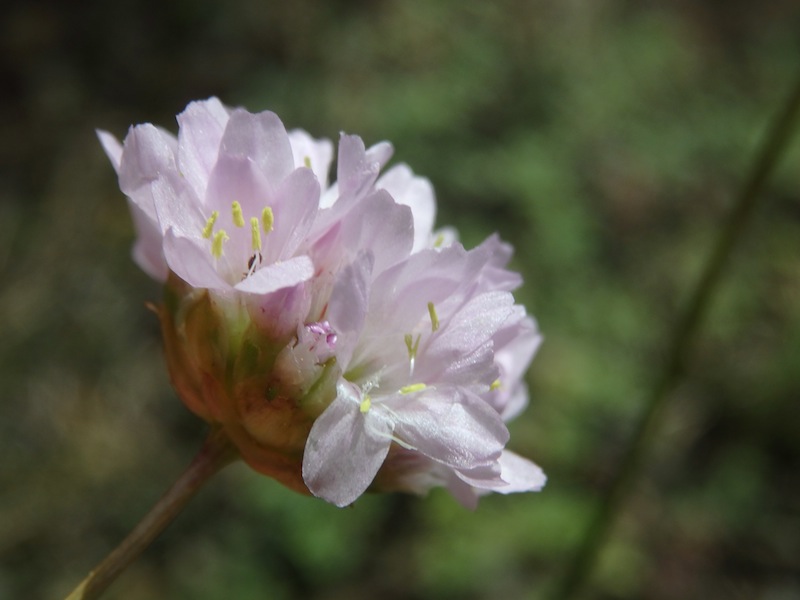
(64, 427, 238, 600)
(552, 73, 800, 600)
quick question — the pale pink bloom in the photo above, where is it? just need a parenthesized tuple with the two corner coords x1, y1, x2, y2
(303, 237, 546, 507)
(100, 98, 544, 508)
(98, 98, 319, 297)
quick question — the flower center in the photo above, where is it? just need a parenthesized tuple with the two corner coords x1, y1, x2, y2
(201, 202, 275, 280)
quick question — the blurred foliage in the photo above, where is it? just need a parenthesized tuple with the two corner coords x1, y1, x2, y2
(1, 0, 800, 598)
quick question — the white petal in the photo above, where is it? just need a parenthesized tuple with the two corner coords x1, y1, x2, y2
(303, 386, 394, 507)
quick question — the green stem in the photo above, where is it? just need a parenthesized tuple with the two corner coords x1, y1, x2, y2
(552, 74, 800, 600)
(64, 427, 238, 600)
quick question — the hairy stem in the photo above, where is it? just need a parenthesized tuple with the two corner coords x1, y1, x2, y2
(64, 427, 238, 600)
(553, 74, 800, 600)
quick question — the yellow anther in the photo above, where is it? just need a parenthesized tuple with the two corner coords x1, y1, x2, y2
(427, 302, 439, 332)
(400, 383, 426, 395)
(359, 395, 372, 414)
(262, 206, 274, 233)
(202, 211, 219, 239)
(433, 233, 445, 248)
(490, 379, 502, 391)
(404, 333, 421, 360)
(304, 155, 312, 168)
(232, 201, 245, 227)
(211, 230, 229, 258)
(250, 217, 262, 251)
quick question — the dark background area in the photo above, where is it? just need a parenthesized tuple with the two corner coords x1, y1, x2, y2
(1, 1, 799, 598)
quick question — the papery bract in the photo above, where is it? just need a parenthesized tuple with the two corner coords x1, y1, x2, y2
(100, 97, 545, 507)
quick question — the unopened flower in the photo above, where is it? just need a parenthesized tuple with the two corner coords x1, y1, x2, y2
(99, 98, 545, 506)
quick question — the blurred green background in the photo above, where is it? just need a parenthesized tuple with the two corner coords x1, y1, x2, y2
(2, 1, 800, 598)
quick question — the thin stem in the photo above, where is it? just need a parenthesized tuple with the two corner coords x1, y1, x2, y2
(552, 73, 800, 600)
(64, 427, 238, 600)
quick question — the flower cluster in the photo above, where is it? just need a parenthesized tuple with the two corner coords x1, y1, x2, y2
(99, 98, 545, 507)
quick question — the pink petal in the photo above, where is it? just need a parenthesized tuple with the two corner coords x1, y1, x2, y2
(176, 97, 230, 201)
(443, 473, 481, 510)
(365, 140, 394, 170)
(303, 383, 394, 506)
(219, 108, 294, 185)
(367, 244, 470, 335)
(202, 154, 273, 260)
(494, 450, 546, 493)
(288, 129, 333, 188)
(163, 229, 229, 289)
(377, 164, 436, 253)
(417, 291, 516, 385)
(247, 282, 312, 341)
(387, 387, 508, 470)
(97, 130, 123, 174)
(339, 189, 414, 275)
(204, 152, 272, 212)
(473, 234, 522, 292)
(128, 200, 168, 281)
(336, 134, 392, 197)
(235, 255, 315, 294)
(118, 124, 179, 219)
(151, 177, 207, 239)
(453, 462, 505, 488)
(490, 314, 542, 420)
(326, 252, 374, 368)
(269, 167, 321, 260)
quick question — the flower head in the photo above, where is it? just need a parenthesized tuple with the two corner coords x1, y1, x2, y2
(99, 97, 544, 506)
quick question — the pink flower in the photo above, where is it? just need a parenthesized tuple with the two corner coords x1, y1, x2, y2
(99, 98, 544, 507)
(303, 237, 546, 507)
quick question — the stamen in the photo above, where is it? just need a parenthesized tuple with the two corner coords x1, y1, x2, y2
(404, 333, 421, 360)
(427, 302, 439, 332)
(211, 230, 229, 258)
(232, 201, 245, 227)
(359, 394, 372, 414)
(404, 333, 421, 377)
(262, 206, 274, 233)
(304, 156, 312, 168)
(202, 211, 219, 239)
(433, 233, 445, 248)
(250, 217, 262, 251)
(490, 379, 502, 391)
(400, 383, 426, 394)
